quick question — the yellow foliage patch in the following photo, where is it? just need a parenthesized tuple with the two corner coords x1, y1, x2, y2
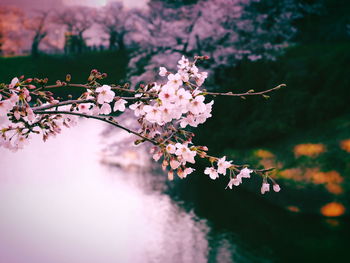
(321, 202, 345, 217)
(287, 206, 300, 213)
(279, 168, 343, 195)
(340, 139, 350, 153)
(293, 143, 326, 158)
(254, 149, 275, 159)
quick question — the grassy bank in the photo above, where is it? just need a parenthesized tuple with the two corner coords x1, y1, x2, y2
(0, 51, 129, 98)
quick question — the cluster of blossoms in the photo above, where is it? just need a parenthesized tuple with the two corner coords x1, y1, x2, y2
(0, 56, 281, 194)
(129, 56, 212, 129)
(0, 75, 127, 152)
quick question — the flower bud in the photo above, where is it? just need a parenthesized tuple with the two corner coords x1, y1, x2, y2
(168, 170, 174, 181)
(177, 168, 184, 179)
(134, 139, 143, 145)
(273, 184, 281, 192)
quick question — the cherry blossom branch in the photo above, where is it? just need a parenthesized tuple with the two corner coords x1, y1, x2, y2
(204, 153, 275, 173)
(43, 83, 89, 89)
(0, 55, 283, 194)
(31, 96, 149, 112)
(32, 99, 94, 111)
(33, 110, 158, 145)
(41, 82, 139, 94)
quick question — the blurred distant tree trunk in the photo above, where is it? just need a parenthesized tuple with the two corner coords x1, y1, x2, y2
(116, 31, 126, 51)
(25, 11, 50, 57)
(108, 31, 118, 50)
(95, 2, 133, 51)
(52, 6, 93, 54)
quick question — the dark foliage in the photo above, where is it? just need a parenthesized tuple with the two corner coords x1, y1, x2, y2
(196, 43, 350, 152)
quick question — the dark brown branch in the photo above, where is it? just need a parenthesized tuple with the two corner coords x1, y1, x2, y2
(44, 83, 89, 89)
(31, 96, 150, 112)
(33, 110, 158, 145)
(32, 99, 94, 111)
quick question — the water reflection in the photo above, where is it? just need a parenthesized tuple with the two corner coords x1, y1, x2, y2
(0, 121, 210, 263)
(1, 120, 349, 263)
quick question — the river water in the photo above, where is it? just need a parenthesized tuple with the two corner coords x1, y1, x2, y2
(0, 121, 349, 263)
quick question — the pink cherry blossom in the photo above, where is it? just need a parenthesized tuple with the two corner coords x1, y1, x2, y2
(204, 167, 219, 180)
(158, 85, 176, 105)
(166, 144, 176, 154)
(170, 159, 181, 170)
(176, 88, 192, 111)
(9, 77, 19, 89)
(217, 156, 232, 175)
(78, 103, 93, 113)
(159, 105, 174, 123)
(195, 72, 208, 87)
(10, 93, 19, 104)
(96, 85, 115, 104)
(25, 107, 35, 122)
(159, 67, 167, 77)
(129, 102, 145, 117)
(99, 103, 112, 115)
(273, 184, 281, 192)
(0, 100, 13, 115)
(167, 73, 183, 88)
(261, 183, 270, 194)
(226, 177, 242, 189)
(175, 143, 196, 164)
(180, 114, 197, 128)
(183, 167, 195, 178)
(14, 110, 21, 120)
(144, 105, 162, 123)
(178, 56, 190, 70)
(113, 99, 127, 112)
(189, 95, 206, 115)
(237, 167, 253, 178)
(153, 151, 163, 161)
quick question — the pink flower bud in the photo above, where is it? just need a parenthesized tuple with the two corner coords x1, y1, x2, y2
(168, 170, 174, 181)
(273, 184, 281, 192)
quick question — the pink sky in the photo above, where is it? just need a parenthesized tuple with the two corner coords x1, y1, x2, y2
(1, 0, 148, 10)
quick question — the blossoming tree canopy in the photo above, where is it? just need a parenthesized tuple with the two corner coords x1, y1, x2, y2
(0, 56, 284, 193)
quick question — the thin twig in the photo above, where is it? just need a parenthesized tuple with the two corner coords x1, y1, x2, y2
(44, 83, 89, 89)
(204, 84, 286, 97)
(203, 153, 275, 174)
(43, 83, 138, 95)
